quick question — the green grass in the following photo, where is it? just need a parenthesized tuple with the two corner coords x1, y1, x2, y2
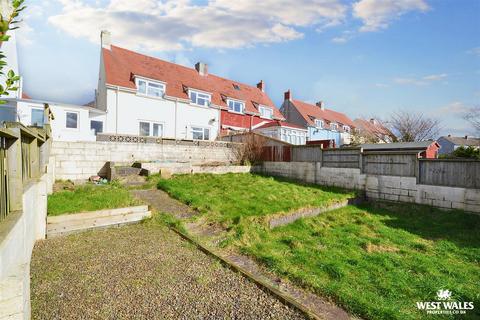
(47, 183, 141, 216)
(234, 203, 480, 320)
(157, 173, 356, 226)
(157, 173, 479, 319)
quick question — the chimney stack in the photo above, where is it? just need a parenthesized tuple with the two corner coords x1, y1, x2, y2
(465, 135, 468, 139)
(284, 89, 292, 101)
(101, 30, 111, 50)
(316, 101, 325, 110)
(195, 62, 208, 76)
(257, 80, 265, 92)
(370, 118, 377, 125)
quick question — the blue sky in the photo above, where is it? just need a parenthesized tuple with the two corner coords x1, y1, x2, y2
(16, 0, 480, 136)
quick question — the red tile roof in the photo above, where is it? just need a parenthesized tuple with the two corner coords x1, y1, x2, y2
(354, 118, 393, 137)
(255, 120, 306, 130)
(291, 99, 355, 128)
(103, 45, 283, 119)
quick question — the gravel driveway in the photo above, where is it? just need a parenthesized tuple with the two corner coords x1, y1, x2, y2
(31, 222, 306, 320)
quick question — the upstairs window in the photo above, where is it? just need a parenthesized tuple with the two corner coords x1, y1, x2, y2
(189, 90, 211, 107)
(66, 111, 79, 129)
(331, 123, 338, 131)
(227, 99, 244, 113)
(90, 120, 103, 135)
(343, 125, 350, 133)
(136, 78, 165, 98)
(259, 106, 273, 119)
(314, 119, 323, 128)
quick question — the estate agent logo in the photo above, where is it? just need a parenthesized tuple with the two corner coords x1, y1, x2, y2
(416, 289, 474, 315)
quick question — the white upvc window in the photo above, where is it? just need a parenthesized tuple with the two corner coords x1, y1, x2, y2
(65, 111, 79, 129)
(259, 106, 273, 119)
(227, 99, 244, 113)
(192, 127, 210, 140)
(343, 125, 350, 133)
(136, 78, 165, 98)
(331, 122, 338, 131)
(189, 90, 211, 107)
(139, 121, 163, 137)
(315, 119, 323, 128)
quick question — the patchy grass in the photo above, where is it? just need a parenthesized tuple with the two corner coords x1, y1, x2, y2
(234, 202, 480, 320)
(157, 173, 356, 226)
(48, 183, 141, 216)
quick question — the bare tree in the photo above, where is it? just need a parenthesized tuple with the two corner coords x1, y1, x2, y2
(387, 111, 440, 142)
(463, 106, 480, 134)
(231, 132, 267, 165)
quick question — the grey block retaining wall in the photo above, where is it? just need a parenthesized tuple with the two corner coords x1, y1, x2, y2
(51, 141, 237, 180)
(256, 161, 480, 214)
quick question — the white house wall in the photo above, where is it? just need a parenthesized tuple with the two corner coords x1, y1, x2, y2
(104, 88, 219, 140)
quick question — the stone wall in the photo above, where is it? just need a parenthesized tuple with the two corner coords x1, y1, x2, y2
(52, 141, 237, 180)
(257, 161, 480, 213)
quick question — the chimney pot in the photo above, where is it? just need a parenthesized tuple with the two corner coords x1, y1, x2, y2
(447, 134, 451, 137)
(195, 62, 208, 76)
(465, 135, 468, 139)
(316, 101, 325, 110)
(284, 89, 292, 101)
(101, 30, 111, 50)
(257, 80, 265, 92)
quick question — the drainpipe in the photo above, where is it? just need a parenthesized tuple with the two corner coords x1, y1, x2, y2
(115, 86, 119, 134)
(174, 99, 178, 139)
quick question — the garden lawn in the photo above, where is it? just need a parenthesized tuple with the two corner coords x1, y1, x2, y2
(235, 203, 480, 320)
(48, 183, 141, 216)
(157, 173, 356, 225)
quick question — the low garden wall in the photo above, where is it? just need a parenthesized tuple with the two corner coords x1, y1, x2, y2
(256, 162, 480, 213)
(51, 140, 239, 180)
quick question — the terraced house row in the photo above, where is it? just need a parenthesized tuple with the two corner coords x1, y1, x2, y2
(1, 30, 363, 146)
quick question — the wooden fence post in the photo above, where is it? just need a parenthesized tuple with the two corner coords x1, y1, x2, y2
(5, 128, 22, 212)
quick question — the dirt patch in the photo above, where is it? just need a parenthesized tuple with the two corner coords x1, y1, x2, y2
(53, 180, 75, 193)
(130, 189, 197, 219)
(364, 242, 399, 253)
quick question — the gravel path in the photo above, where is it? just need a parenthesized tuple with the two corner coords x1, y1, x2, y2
(31, 223, 306, 320)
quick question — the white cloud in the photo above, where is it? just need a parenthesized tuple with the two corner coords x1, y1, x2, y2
(331, 30, 355, 44)
(467, 47, 480, 57)
(438, 101, 469, 115)
(353, 0, 429, 32)
(47, 0, 347, 51)
(394, 73, 447, 86)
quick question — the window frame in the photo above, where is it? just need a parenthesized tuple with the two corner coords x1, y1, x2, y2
(259, 105, 273, 119)
(30, 108, 44, 127)
(90, 120, 103, 135)
(139, 121, 164, 137)
(330, 122, 338, 131)
(65, 111, 79, 130)
(343, 125, 350, 133)
(314, 119, 324, 128)
(135, 77, 166, 98)
(189, 89, 211, 107)
(227, 98, 245, 114)
(191, 126, 210, 140)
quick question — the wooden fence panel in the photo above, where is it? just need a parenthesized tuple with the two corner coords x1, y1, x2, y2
(0, 137, 8, 221)
(362, 153, 417, 176)
(418, 159, 480, 189)
(21, 136, 31, 181)
(291, 146, 322, 162)
(322, 149, 360, 168)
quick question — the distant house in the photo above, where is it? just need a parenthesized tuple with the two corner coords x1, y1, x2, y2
(253, 120, 307, 145)
(96, 31, 283, 141)
(437, 135, 480, 155)
(280, 90, 355, 146)
(353, 118, 395, 143)
(360, 141, 440, 159)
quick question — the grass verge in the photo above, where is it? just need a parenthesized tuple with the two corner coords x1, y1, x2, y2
(48, 182, 142, 216)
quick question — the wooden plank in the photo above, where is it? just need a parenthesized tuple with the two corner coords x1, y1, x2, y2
(418, 160, 479, 189)
(47, 205, 149, 223)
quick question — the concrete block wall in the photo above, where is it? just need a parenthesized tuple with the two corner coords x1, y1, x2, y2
(51, 141, 237, 180)
(0, 172, 50, 320)
(260, 161, 480, 214)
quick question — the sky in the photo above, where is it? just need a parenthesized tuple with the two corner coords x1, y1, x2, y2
(15, 0, 480, 136)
